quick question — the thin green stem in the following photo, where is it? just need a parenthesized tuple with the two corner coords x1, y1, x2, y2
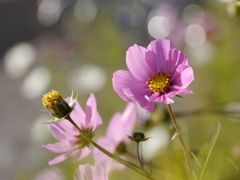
(125, 151, 158, 168)
(137, 142, 144, 169)
(67, 116, 154, 180)
(167, 104, 192, 180)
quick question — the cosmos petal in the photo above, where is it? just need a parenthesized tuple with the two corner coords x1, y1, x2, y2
(147, 39, 175, 72)
(126, 44, 153, 80)
(85, 94, 102, 131)
(42, 141, 71, 153)
(113, 70, 147, 102)
(166, 49, 188, 75)
(74, 164, 109, 180)
(123, 88, 155, 111)
(48, 154, 69, 165)
(65, 97, 86, 128)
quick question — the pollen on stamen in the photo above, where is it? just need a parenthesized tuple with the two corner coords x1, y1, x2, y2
(42, 90, 61, 108)
(42, 90, 73, 119)
(146, 71, 172, 93)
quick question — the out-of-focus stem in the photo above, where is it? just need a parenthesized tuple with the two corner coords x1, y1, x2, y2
(137, 142, 144, 169)
(67, 116, 154, 180)
(167, 104, 192, 180)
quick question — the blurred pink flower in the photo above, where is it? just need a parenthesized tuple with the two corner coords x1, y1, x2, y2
(93, 102, 136, 174)
(112, 39, 194, 111)
(136, 103, 151, 125)
(74, 164, 109, 180)
(42, 94, 102, 165)
(34, 167, 64, 180)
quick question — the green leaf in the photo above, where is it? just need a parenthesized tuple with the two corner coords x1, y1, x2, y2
(199, 122, 221, 180)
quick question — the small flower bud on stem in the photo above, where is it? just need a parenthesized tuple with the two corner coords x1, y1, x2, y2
(129, 132, 151, 169)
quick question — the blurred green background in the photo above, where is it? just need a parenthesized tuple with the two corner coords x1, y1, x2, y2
(1, 0, 240, 179)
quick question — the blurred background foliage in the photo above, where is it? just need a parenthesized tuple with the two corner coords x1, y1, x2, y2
(1, 0, 240, 179)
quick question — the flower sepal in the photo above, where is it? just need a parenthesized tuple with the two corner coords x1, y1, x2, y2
(128, 132, 151, 143)
(42, 117, 66, 124)
(176, 95, 183, 98)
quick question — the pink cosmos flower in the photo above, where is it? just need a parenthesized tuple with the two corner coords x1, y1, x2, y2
(74, 164, 109, 180)
(112, 39, 194, 111)
(93, 102, 136, 174)
(42, 93, 102, 165)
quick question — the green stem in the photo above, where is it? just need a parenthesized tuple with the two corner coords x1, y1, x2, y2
(67, 116, 154, 180)
(137, 142, 144, 169)
(167, 104, 192, 180)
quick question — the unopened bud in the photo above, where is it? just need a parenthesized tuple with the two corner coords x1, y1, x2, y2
(128, 132, 150, 143)
(42, 90, 73, 119)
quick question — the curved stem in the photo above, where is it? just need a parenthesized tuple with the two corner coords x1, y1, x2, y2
(67, 116, 154, 180)
(167, 104, 192, 180)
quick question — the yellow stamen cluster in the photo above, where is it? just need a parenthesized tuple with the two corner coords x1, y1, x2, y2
(42, 90, 62, 108)
(146, 71, 172, 93)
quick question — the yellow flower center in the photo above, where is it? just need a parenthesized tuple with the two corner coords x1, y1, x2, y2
(42, 90, 62, 108)
(146, 71, 172, 93)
